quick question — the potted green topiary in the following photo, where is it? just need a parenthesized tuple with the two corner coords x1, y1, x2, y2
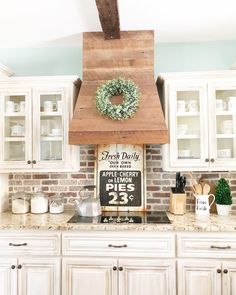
(215, 178, 232, 216)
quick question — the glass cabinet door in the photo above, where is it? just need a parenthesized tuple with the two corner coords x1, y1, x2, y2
(0, 89, 32, 168)
(209, 84, 236, 168)
(168, 84, 209, 168)
(33, 89, 67, 168)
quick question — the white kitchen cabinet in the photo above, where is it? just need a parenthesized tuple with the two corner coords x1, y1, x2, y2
(62, 257, 175, 295)
(62, 257, 117, 295)
(119, 258, 175, 295)
(0, 257, 17, 295)
(0, 231, 61, 295)
(62, 231, 176, 295)
(18, 257, 60, 295)
(0, 76, 80, 172)
(177, 233, 236, 295)
(157, 71, 236, 171)
(222, 261, 236, 295)
(178, 259, 221, 295)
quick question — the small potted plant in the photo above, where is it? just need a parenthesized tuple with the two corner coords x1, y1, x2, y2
(215, 178, 232, 216)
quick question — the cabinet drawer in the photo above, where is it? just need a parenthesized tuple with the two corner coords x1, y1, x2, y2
(177, 233, 236, 258)
(0, 232, 61, 255)
(62, 231, 175, 258)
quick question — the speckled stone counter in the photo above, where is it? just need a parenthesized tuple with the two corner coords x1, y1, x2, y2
(1, 211, 236, 231)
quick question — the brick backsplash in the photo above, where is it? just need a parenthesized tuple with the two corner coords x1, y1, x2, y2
(9, 145, 236, 212)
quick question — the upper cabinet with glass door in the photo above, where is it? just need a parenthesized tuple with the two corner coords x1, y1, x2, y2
(157, 71, 236, 171)
(0, 89, 32, 169)
(208, 82, 236, 169)
(0, 76, 80, 172)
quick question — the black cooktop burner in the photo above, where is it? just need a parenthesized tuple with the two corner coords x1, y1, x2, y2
(67, 211, 171, 224)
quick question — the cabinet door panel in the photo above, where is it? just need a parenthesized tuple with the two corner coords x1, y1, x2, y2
(0, 89, 32, 169)
(222, 261, 236, 295)
(18, 257, 60, 295)
(0, 258, 17, 295)
(62, 257, 117, 295)
(164, 83, 209, 171)
(119, 259, 176, 295)
(208, 82, 236, 169)
(178, 259, 221, 295)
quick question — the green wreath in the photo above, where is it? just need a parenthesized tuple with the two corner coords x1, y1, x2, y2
(95, 78, 140, 120)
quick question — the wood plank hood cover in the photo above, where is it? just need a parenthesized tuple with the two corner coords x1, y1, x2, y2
(69, 30, 168, 144)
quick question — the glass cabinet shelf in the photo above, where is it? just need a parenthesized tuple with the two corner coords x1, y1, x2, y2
(177, 135, 200, 139)
(216, 134, 236, 138)
(4, 113, 26, 117)
(4, 137, 25, 142)
(40, 137, 63, 141)
(177, 112, 200, 117)
(40, 112, 62, 116)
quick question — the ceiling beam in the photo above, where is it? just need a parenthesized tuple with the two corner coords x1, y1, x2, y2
(95, 0, 120, 40)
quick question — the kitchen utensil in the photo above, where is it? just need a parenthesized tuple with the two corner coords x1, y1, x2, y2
(172, 172, 186, 193)
(194, 183, 202, 194)
(75, 185, 101, 217)
(202, 183, 211, 195)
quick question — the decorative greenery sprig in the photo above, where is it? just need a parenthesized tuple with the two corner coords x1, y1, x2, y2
(215, 178, 232, 205)
(95, 78, 140, 120)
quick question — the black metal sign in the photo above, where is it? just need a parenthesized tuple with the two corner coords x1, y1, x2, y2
(97, 144, 145, 211)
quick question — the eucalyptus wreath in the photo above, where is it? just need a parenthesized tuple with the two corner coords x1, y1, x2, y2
(95, 78, 140, 120)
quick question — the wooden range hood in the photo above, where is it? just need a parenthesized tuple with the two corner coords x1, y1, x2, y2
(69, 1, 168, 145)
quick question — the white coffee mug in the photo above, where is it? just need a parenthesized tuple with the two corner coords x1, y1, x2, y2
(10, 124, 24, 136)
(221, 120, 233, 134)
(51, 128, 61, 136)
(178, 149, 191, 158)
(177, 100, 189, 112)
(177, 124, 188, 135)
(228, 97, 236, 111)
(217, 149, 231, 158)
(44, 101, 57, 112)
(20, 101, 25, 113)
(6, 101, 19, 113)
(189, 100, 198, 112)
(194, 194, 215, 215)
(216, 99, 226, 111)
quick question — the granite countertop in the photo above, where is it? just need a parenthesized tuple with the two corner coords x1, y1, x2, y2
(1, 210, 236, 231)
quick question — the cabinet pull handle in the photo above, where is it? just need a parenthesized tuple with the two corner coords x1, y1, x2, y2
(210, 158, 215, 162)
(108, 244, 127, 248)
(9, 243, 27, 247)
(17, 265, 22, 269)
(223, 269, 228, 274)
(205, 158, 209, 162)
(32, 160, 36, 164)
(210, 245, 231, 250)
(217, 269, 222, 274)
(113, 266, 117, 271)
(11, 265, 16, 269)
(118, 266, 123, 271)
(27, 160, 31, 164)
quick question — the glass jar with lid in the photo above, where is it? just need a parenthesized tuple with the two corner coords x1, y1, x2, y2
(49, 194, 64, 214)
(12, 188, 30, 214)
(31, 187, 48, 214)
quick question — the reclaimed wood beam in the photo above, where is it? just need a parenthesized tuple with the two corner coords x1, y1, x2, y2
(95, 0, 120, 40)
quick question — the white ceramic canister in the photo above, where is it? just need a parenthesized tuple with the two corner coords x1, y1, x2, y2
(194, 194, 215, 215)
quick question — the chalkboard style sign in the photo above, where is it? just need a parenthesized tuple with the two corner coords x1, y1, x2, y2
(97, 144, 145, 211)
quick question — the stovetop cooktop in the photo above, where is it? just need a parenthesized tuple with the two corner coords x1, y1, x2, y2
(67, 211, 171, 224)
